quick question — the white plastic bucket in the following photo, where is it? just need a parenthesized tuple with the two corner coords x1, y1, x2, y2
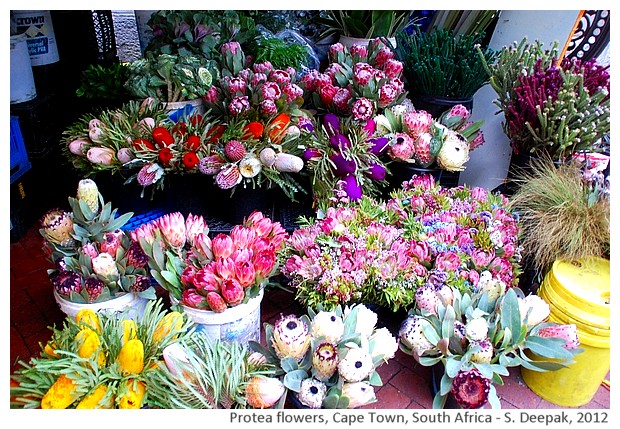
(172, 289, 263, 345)
(10, 34, 37, 104)
(12, 10, 60, 66)
(54, 290, 149, 320)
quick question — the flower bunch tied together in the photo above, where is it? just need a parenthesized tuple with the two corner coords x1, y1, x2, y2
(135, 210, 287, 312)
(249, 304, 398, 409)
(299, 38, 407, 120)
(375, 101, 484, 172)
(40, 179, 156, 304)
(399, 285, 582, 409)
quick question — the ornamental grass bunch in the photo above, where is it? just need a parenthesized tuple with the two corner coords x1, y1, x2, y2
(10, 300, 193, 409)
(299, 113, 390, 211)
(399, 285, 582, 409)
(135, 210, 287, 312)
(479, 37, 610, 160)
(507, 156, 610, 275)
(298, 38, 407, 119)
(375, 101, 484, 171)
(249, 304, 398, 408)
(40, 179, 156, 304)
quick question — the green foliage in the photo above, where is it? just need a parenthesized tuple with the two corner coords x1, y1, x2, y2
(76, 63, 130, 101)
(393, 26, 498, 98)
(255, 37, 310, 70)
(316, 10, 411, 39)
(426, 10, 499, 37)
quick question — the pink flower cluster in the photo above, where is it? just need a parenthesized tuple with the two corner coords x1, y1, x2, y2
(134, 211, 287, 312)
(298, 38, 406, 120)
(203, 42, 304, 121)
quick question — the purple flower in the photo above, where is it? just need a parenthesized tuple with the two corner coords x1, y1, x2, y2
(228, 96, 250, 116)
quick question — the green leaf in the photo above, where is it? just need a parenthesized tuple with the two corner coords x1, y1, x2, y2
(322, 392, 340, 409)
(445, 358, 461, 378)
(368, 370, 383, 386)
(419, 356, 443, 367)
(441, 306, 456, 339)
(524, 336, 575, 361)
(433, 391, 448, 409)
(283, 369, 308, 392)
(439, 371, 453, 395)
(500, 288, 521, 346)
(488, 385, 501, 409)
(152, 239, 166, 269)
(421, 319, 441, 345)
(281, 356, 299, 373)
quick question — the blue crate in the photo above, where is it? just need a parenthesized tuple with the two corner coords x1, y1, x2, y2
(10, 116, 31, 184)
(120, 208, 167, 232)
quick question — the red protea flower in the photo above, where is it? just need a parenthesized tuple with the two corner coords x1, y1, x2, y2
(192, 266, 220, 293)
(51, 270, 83, 297)
(451, 368, 491, 409)
(182, 152, 199, 170)
(206, 291, 228, 312)
(351, 97, 374, 122)
(185, 135, 201, 151)
(126, 241, 149, 268)
(319, 84, 338, 106)
(100, 231, 123, 256)
(158, 148, 173, 166)
(224, 140, 246, 162)
(84, 276, 104, 302)
(221, 278, 245, 305)
(333, 88, 352, 113)
(243, 122, 264, 139)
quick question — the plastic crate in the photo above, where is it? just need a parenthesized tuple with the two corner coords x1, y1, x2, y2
(120, 208, 167, 232)
(10, 116, 31, 184)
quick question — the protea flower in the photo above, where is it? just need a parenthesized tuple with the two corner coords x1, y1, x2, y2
(76, 179, 100, 214)
(348, 305, 377, 338)
(99, 231, 123, 256)
(436, 130, 470, 172)
(282, 83, 303, 103)
(199, 154, 226, 175)
(451, 368, 491, 409)
(351, 97, 374, 122)
(245, 376, 285, 409)
(382, 58, 403, 79)
(81, 242, 99, 259)
(399, 315, 435, 357)
(341, 382, 376, 408)
(388, 133, 415, 161)
(378, 83, 398, 108)
(312, 342, 339, 381)
(84, 277, 104, 302)
(403, 110, 433, 139)
(185, 214, 208, 247)
(296, 378, 327, 409)
(271, 314, 311, 361)
(415, 284, 441, 314)
(206, 291, 228, 313)
(91, 253, 119, 279)
(136, 163, 164, 187)
(131, 275, 151, 293)
(125, 241, 148, 269)
(117, 147, 135, 164)
(228, 95, 250, 116)
(221, 279, 245, 306)
(215, 164, 242, 190)
(536, 324, 580, 350)
(130, 222, 158, 246)
(311, 311, 344, 343)
(158, 212, 187, 249)
(465, 317, 488, 342)
(469, 338, 494, 364)
(338, 347, 374, 382)
(86, 147, 115, 165)
(51, 270, 83, 297)
(41, 209, 74, 247)
(518, 295, 550, 328)
(259, 99, 277, 116)
(369, 327, 398, 362)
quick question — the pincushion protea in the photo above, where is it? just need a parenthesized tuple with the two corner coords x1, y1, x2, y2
(245, 376, 285, 409)
(337, 347, 374, 382)
(450, 368, 491, 409)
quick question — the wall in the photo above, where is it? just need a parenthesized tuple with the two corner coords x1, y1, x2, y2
(459, 10, 581, 190)
(112, 10, 142, 62)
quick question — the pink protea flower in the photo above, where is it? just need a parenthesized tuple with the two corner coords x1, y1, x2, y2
(351, 97, 374, 121)
(126, 241, 149, 268)
(251, 72, 268, 87)
(298, 69, 319, 91)
(328, 42, 345, 60)
(158, 212, 187, 249)
(260, 81, 281, 101)
(253, 61, 273, 74)
(319, 84, 338, 106)
(282, 83, 303, 103)
(378, 83, 399, 108)
(185, 214, 208, 247)
(81, 242, 99, 259)
(192, 266, 220, 293)
(130, 221, 158, 245)
(206, 291, 228, 312)
(353, 62, 374, 85)
(203, 85, 221, 104)
(374, 46, 395, 67)
(180, 265, 197, 287)
(224, 76, 247, 95)
(234, 256, 256, 288)
(469, 130, 486, 150)
(136, 162, 164, 187)
(192, 232, 213, 261)
(382, 58, 404, 79)
(536, 324, 580, 349)
(324, 62, 343, 81)
(451, 368, 491, 409)
(100, 230, 123, 256)
(435, 251, 461, 271)
(254, 250, 277, 278)
(388, 133, 416, 161)
(221, 278, 245, 305)
(349, 44, 368, 60)
(215, 164, 242, 189)
(215, 258, 236, 281)
(212, 233, 234, 260)
(259, 99, 278, 116)
(238, 68, 251, 81)
(228, 96, 251, 116)
(269, 69, 291, 85)
(314, 73, 333, 89)
(221, 41, 241, 55)
(403, 110, 433, 138)
(331, 88, 351, 113)
(182, 288, 207, 309)
(446, 104, 471, 121)
(390, 77, 405, 93)
(230, 225, 258, 249)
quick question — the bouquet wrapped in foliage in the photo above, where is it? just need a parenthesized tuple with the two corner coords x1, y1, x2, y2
(10, 301, 193, 409)
(298, 38, 407, 119)
(135, 210, 287, 312)
(300, 113, 390, 211)
(399, 285, 582, 409)
(40, 179, 156, 304)
(249, 304, 398, 408)
(375, 101, 484, 172)
(281, 173, 522, 311)
(479, 37, 610, 160)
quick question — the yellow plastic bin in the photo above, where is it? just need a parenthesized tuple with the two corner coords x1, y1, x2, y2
(521, 257, 610, 407)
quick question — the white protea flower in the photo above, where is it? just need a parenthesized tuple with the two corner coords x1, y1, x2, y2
(239, 155, 262, 178)
(465, 317, 488, 342)
(337, 347, 374, 382)
(469, 338, 494, 364)
(311, 311, 344, 343)
(246, 376, 285, 409)
(91, 252, 119, 279)
(345, 304, 377, 339)
(76, 179, 100, 213)
(399, 315, 435, 357)
(341, 382, 376, 408)
(297, 378, 327, 409)
(436, 130, 470, 172)
(480, 278, 506, 302)
(271, 314, 311, 361)
(369, 327, 398, 363)
(373, 114, 393, 135)
(312, 342, 339, 381)
(40, 209, 75, 247)
(518, 295, 550, 328)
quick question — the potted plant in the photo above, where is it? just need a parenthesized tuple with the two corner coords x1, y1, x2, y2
(75, 62, 131, 112)
(398, 284, 582, 408)
(249, 303, 398, 408)
(315, 10, 411, 48)
(391, 26, 498, 117)
(135, 210, 288, 345)
(477, 37, 610, 164)
(39, 179, 157, 318)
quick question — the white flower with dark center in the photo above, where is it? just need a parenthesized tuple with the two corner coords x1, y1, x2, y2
(311, 311, 344, 343)
(297, 378, 326, 409)
(436, 130, 470, 172)
(271, 314, 311, 361)
(399, 315, 435, 357)
(337, 347, 374, 382)
(341, 382, 376, 408)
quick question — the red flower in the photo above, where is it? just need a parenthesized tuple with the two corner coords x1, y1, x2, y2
(451, 368, 491, 409)
(172, 122, 187, 136)
(189, 114, 203, 126)
(206, 125, 226, 143)
(158, 148, 173, 166)
(182, 152, 199, 170)
(185, 135, 201, 151)
(152, 126, 174, 147)
(133, 139, 156, 151)
(243, 122, 264, 140)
